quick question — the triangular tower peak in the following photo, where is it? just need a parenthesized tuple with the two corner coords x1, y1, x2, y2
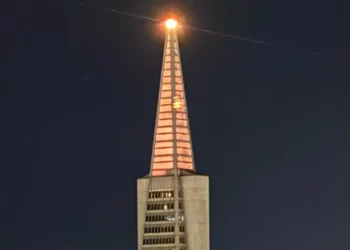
(137, 18, 210, 250)
(150, 18, 195, 177)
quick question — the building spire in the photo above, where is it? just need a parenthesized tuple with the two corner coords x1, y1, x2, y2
(150, 19, 195, 176)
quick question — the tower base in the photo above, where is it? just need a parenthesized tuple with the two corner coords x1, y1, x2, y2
(137, 175, 210, 250)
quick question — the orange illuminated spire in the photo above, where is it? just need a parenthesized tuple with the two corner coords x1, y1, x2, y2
(150, 19, 195, 176)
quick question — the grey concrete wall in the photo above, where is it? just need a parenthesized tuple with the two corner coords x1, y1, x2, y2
(137, 178, 149, 250)
(182, 175, 210, 250)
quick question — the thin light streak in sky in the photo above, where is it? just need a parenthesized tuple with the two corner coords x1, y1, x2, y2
(182, 25, 267, 44)
(77, 1, 159, 22)
(77, 0, 267, 45)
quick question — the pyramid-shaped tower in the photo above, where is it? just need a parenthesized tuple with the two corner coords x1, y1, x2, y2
(137, 19, 210, 250)
(150, 19, 195, 177)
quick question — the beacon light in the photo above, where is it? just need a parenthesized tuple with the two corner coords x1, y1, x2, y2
(165, 18, 178, 29)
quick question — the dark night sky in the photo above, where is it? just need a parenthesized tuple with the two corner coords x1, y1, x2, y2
(2, 0, 350, 249)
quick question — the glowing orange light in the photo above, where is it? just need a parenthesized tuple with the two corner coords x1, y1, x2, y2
(173, 96, 182, 109)
(165, 18, 178, 29)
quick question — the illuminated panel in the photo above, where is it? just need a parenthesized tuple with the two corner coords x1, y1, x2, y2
(161, 91, 171, 98)
(154, 156, 173, 162)
(176, 119, 187, 126)
(177, 162, 193, 170)
(175, 84, 183, 91)
(162, 77, 171, 83)
(158, 120, 172, 127)
(162, 84, 171, 90)
(152, 169, 168, 176)
(160, 98, 171, 105)
(176, 113, 186, 119)
(175, 77, 182, 83)
(159, 105, 171, 112)
(163, 70, 171, 77)
(177, 155, 192, 162)
(154, 148, 173, 155)
(155, 141, 173, 148)
(177, 148, 192, 156)
(177, 141, 191, 148)
(176, 134, 190, 141)
(156, 127, 172, 133)
(176, 127, 189, 134)
(158, 113, 172, 119)
(156, 134, 173, 141)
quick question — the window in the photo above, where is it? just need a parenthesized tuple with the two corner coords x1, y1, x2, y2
(146, 215, 166, 222)
(147, 202, 175, 211)
(144, 226, 175, 234)
(148, 191, 174, 199)
(142, 237, 175, 245)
